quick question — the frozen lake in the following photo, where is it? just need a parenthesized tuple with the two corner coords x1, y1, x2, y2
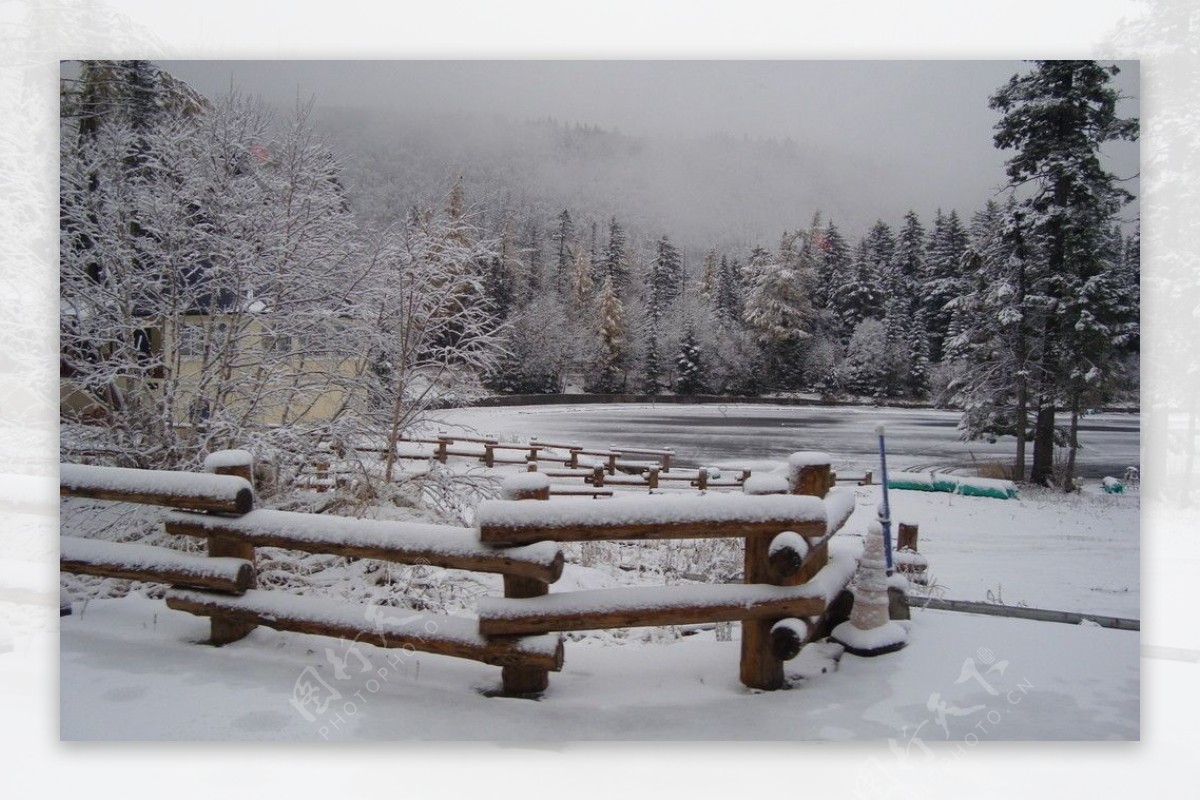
(438, 403, 1140, 480)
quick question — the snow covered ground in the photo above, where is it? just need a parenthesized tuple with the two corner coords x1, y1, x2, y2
(60, 592, 1137, 743)
(1, 401, 1192, 795)
(55, 420, 1142, 744)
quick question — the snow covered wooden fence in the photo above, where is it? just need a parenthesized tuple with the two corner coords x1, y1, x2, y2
(478, 455, 857, 691)
(391, 432, 697, 489)
(60, 451, 858, 696)
(59, 459, 567, 678)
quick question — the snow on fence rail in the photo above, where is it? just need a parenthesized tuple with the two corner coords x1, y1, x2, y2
(60, 536, 254, 594)
(163, 589, 565, 670)
(163, 509, 564, 584)
(60, 462, 254, 514)
(477, 492, 833, 544)
(392, 431, 691, 485)
(477, 542, 859, 637)
(60, 454, 862, 696)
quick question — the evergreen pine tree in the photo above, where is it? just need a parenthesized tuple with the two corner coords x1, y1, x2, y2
(651, 235, 684, 312)
(814, 220, 850, 318)
(715, 254, 742, 321)
(674, 329, 706, 395)
(742, 237, 815, 389)
(989, 59, 1139, 487)
(552, 209, 575, 295)
(603, 217, 629, 294)
(640, 331, 662, 394)
(922, 209, 969, 363)
(831, 237, 882, 337)
(699, 249, 718, 305)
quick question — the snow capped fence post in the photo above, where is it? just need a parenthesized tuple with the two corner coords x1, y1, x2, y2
(199, 450, 260, 644)
(498, 472, 554, 696)
(203, 449, 255, 489)
(788, 452, 831, 499)
(501, 472, 551, 503)
(201, 448, 259, 643)
(740, 452, 832, 690)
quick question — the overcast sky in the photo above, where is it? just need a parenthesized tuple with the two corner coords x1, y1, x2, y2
(154, 60, 1141, 232)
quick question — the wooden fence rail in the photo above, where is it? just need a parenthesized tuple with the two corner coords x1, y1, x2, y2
(390, 432, 722, 491)
(60, 450, 861, 696)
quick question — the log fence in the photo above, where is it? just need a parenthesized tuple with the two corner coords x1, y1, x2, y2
(61, 450, 861, 696)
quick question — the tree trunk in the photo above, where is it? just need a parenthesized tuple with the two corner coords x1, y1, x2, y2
(1014, 377, 1028, 482)
(1064, 387, 1081, 492)
(1030, 401, 1057, 487)
(1012, 231, 1029, 483)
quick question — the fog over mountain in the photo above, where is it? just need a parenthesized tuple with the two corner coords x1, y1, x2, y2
(157, 60, 1140, 251)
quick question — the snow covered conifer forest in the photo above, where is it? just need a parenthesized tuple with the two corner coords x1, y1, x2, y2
(59, 60, 1139, 490)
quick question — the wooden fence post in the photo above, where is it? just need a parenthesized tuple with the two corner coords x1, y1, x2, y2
(201, 449, 257, 644)
(788, 453, 831, 499)
(740, 530, 783, 689)
(498, 472, 552, 695)
(741, 452, 831, 690)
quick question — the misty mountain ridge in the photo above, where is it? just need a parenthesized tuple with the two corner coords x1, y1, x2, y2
(316, 106, 912, 257)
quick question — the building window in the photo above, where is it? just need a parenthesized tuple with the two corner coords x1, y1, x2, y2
(263, 332, 293, 355)
(177, 323, 205, 356)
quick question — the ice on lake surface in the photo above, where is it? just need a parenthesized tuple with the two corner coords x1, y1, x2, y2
(438, 403, 1139, 479)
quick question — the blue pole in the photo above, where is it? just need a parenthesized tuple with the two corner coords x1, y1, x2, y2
(876, 425, 895, 575)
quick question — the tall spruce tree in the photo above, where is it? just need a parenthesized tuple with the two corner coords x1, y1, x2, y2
(650, 235, 685, 312)
(989, 60, 1139, 487)
(831, 237, 882, 338)
(699, 249, 719, 305)
(922, 209, 969, 363)
(814, 220, 850, 324)
(742, 234, 815, 389)
(674, 328, 706, 395)
(552, 209, 575, 295)
(603, 217, 629, 294)
(715, 254, 742, 321)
